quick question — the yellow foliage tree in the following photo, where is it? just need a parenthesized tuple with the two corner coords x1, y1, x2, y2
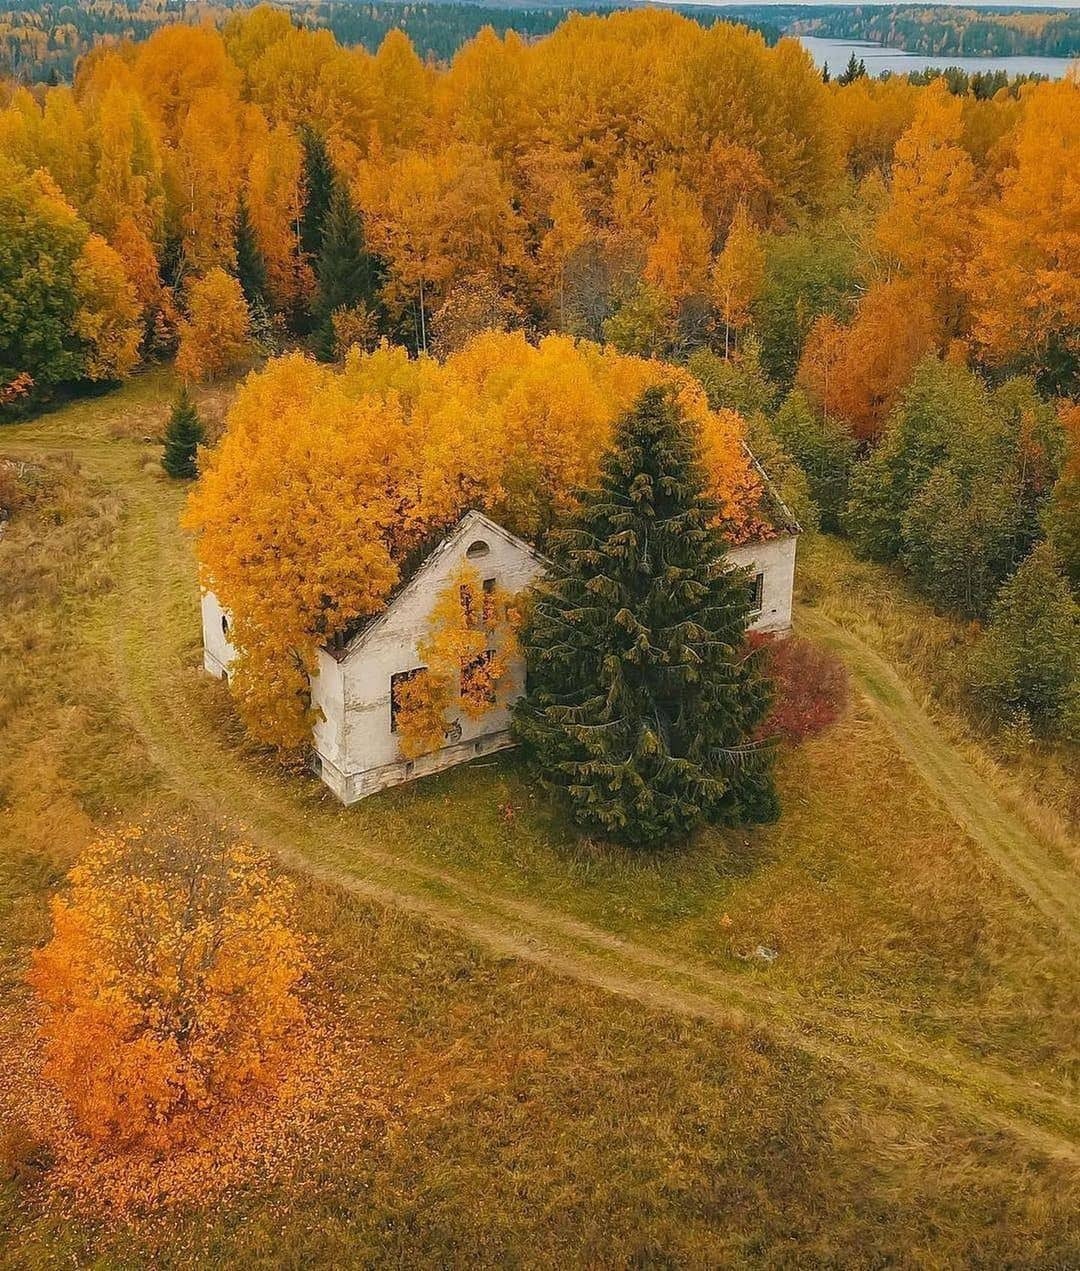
(185, 332, 765, 750)
(966, 78, 1080, 379)
(710, 203, 765, 356)
(357, 142, 526, 349)
(175, 268, 252, 383)
(874, 78, 977, 330)
(644, 174, 712, 308)
(30, 822, 308, 1151)
(395, 564, 521, 758)
(170, 87, 244, 274)
(247, 121, 312, 311)
(73, 233, 142, 381)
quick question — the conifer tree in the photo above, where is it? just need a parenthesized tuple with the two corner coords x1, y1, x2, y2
(313, 181, 380, 358)
(969, 544, 1079, 738)
(299, 127, 335, 264)
(162, 385, 204, 479)
(514, 386, 779, 848)
(838, 54, 867, 86)
(235, 194, 267, 308)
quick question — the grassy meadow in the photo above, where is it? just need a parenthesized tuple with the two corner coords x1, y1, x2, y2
(1, 373, 1078, 1267)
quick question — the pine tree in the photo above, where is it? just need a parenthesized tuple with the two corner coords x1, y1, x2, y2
(235, 194, 267, 308)
(313, 181, 380, 358)
(514, 385, 779, 849)
(162, 385, 204, 479)
(838, 54, 867, 86)
(299, 127, 334, 264)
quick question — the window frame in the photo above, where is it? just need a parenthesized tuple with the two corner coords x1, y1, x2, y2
(389, 666, 426, 734)
(460, 648, 497, 706)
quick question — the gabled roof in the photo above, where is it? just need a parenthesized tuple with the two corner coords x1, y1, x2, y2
(328, 510, 547, 663)
(744, 443, 801, 540)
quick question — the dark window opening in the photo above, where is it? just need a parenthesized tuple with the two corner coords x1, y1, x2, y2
(461, 649, 497, 705)
(465, 539, 490, 560)
(221, 613, 229, 635)
(390, 667, 425, 733)
(748, 572, 765, 615)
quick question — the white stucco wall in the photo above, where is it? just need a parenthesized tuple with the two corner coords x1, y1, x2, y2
(200, 517, 797, 806)
(200, 589, 236, 679)
(728, 534, 797, 635)
(325, 514, 546, 804)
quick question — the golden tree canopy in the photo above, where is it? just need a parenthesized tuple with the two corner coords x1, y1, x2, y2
(30, 823, 308, 1151)
(185, 332, 766, 749)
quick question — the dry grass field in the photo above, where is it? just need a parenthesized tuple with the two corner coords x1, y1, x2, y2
(1, 372, 1078, 1267)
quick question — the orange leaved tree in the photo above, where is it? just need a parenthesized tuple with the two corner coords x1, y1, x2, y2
(30, 823, 309, 1151)
(796, 278, 939, 440)
(175, 268, 252, 383)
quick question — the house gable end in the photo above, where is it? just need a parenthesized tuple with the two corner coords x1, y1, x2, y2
(337, 511, 545, 665)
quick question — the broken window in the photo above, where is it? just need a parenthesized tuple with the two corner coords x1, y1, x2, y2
(460, 649, 497, 705)
(390, 667, 425, 733)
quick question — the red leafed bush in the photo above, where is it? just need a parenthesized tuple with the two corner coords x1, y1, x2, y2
(751, 633, 849, 743)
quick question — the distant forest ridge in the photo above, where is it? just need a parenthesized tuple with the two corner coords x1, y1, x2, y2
(776, 5, 1079, 58)
(0, 1, 1076, 83)
(1, 1, 767, 80)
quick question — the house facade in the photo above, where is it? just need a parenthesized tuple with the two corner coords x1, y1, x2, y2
(201, 510, 798, 806)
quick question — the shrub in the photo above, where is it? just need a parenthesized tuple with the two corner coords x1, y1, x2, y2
(753, 633, 849, 743)
(0, 461, 23, 520)
(0, 1121, 54, 1187)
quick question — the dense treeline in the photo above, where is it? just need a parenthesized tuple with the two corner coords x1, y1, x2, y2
(785, 5, 1080, 58)
(1, 5, 1077, 739)
(0, 0, 778, 84)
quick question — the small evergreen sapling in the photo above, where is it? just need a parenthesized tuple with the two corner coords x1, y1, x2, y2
(162, 386, 204, 479)
(514, 385, 779, 848)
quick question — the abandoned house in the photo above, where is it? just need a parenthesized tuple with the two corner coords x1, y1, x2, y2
(201, 496, 799, 806)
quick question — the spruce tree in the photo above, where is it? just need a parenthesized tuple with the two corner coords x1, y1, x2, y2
(235, 194, 267, 308)
(838, 53, 867, 86)
(299, 126, 335, 263)
(313, 181, 380, 358)
(161, 386, 204, 479)
(969, 544, 1079, 738)
(514, 386, 779, 848)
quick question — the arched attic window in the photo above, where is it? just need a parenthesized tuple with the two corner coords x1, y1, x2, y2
(466, 539, 490, 560)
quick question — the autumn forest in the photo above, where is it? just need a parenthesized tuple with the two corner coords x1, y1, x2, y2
(1, 3, 1079, 1264)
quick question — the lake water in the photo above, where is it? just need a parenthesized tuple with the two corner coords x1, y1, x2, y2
(798, 36, 1076, 81)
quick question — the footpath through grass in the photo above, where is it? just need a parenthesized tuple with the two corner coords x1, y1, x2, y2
(1, 377, 1079, 1266)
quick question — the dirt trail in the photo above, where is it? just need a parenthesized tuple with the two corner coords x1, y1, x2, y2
(800, 608, 1080, 947)
(6, 425, 1080, 1164)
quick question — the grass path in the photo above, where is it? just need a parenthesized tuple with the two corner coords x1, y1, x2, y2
(801, 607, 1080, 947)
(6, 421, 1080, 1166)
